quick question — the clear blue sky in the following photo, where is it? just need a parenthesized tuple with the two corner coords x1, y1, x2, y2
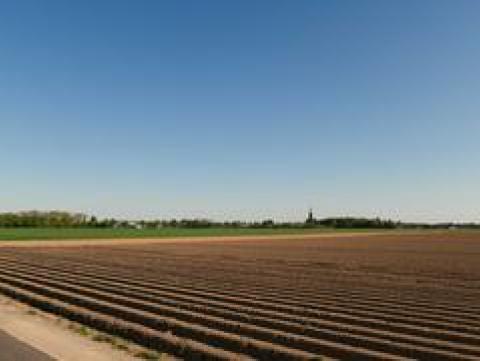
(1, 1, 479, 222)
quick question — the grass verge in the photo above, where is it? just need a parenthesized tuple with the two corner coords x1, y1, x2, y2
(0, 226, 382, 241)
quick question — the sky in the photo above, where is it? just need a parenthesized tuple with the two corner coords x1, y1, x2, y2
(1, 1, 479, 223)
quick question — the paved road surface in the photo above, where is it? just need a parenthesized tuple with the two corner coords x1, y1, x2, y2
(0, 330, 53, 361)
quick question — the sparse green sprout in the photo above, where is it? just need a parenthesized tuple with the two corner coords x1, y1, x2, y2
(76, 326, 90, 337)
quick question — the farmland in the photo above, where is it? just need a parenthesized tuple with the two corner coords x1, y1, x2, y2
(0, 232, 479, 360)
(0, 227, 361, 241)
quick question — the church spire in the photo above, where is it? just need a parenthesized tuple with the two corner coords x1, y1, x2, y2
(306, 208, 314, 224)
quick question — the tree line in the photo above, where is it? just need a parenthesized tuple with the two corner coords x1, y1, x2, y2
(0, 211, 478, 229)
(0, 211, 89, 228)
(0, 212, 301, 229)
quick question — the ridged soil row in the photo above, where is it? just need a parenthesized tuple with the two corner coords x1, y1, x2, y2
(0, 258, 480, 358)
(33, 249, 480, 298)
(2, 259, 480, 354)
(7, 250, 480, 315)
(0, 266, 405, 361)
(5, 259, 479, 358)
(2, 253, 479, 330)
(8, 251, 479, 315)
(0, 281, 249, 361)
(2, 255, 479, 346)
(2, 260, 479, 360)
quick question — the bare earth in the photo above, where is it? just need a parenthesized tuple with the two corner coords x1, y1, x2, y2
(0, 296, 135, 361)
(0, 231, 479, 360)
(0, 231, 397, 248)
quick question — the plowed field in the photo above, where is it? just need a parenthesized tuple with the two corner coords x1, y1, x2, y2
(0, 232, 479, 360)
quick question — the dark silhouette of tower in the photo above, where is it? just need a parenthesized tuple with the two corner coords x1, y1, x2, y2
(306, 208, 314, 224)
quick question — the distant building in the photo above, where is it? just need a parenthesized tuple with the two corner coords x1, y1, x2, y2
(306, 208, 315, 224)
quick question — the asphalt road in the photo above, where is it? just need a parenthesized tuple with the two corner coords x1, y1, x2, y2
(0, 330, 53, 361)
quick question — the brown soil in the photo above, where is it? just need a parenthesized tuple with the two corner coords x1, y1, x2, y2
(0, 231, 479, 360)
